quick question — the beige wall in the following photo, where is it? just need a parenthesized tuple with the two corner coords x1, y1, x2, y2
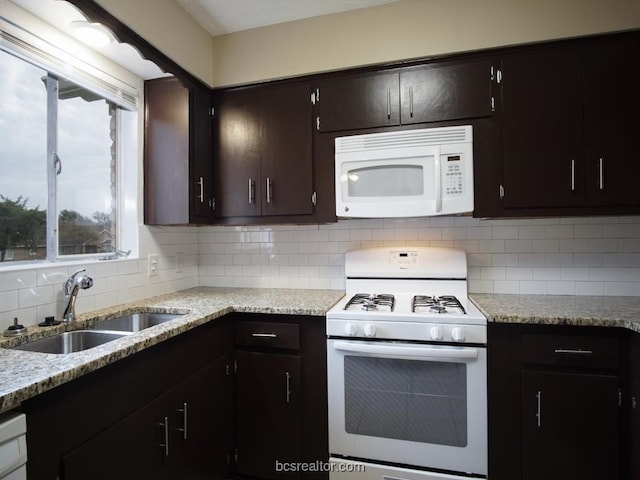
(211, 0, 640, 87)
(95, 0, 214, 86)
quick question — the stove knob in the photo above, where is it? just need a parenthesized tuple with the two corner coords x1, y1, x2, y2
(363, 324, 377, 338)
(429, 326, 443, 341)
(344, 323, 358, 337)
(451, 327, 466, 342)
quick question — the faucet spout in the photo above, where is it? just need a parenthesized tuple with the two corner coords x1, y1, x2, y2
(62, 269, 94, 322)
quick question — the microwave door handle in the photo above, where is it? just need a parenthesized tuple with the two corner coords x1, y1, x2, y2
(434, 147, 442, 213)
(333, 341, 478, 361)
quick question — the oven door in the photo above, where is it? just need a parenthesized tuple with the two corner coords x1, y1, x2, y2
(327, 339, 487, 476)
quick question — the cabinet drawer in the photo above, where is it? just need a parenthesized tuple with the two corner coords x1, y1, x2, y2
(522, 333, 619, 369)
(235, 321, 300, 350)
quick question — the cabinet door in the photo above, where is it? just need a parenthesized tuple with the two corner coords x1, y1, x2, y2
(400, 59, 493, 124)
(261, 83, 314, 216)
(317, 71, 400, 132)
(144, 77, 190, 225)
(62, 390, 171, 480)
(583, 36, 640, 207)
(631, 333, 640, 480)
(236, 350, 302, 479)
(521, 370, 619, 480)
(190, 85, 215, 220)
(501, 48, 584, 209)
(171, 356, 233, 480)
(213, 88, 262, 217)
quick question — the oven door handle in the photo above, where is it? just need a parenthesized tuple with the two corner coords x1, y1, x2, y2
(333, 341, 479, 361)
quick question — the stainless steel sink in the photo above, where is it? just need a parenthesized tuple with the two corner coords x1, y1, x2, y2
(90, 312, 185, 332)
(12, 330, 130, 354)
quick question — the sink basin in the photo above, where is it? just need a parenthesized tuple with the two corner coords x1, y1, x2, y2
(91, 312, 185, 332)
(12, 330, 130, 354)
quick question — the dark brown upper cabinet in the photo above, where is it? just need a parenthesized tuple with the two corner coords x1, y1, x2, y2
(583, 35, 640, 207)
(213, 82, 314, 220)
(476, 31, 640, 217)
(315, 71, 400, 132)
(315, 58, 493, 133)
(500, 46, 584, 209)
(400, 58, 493, 125)
(144, 77, 214, 225)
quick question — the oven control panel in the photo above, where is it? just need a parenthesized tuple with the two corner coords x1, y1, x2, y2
(329, 320, 486, 344)
(389, 250, 418, 265)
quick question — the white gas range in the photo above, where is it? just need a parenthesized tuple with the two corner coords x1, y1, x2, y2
(327, 246, 487, 480)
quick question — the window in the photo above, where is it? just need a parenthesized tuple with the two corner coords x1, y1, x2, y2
(0, 31, 137, 264)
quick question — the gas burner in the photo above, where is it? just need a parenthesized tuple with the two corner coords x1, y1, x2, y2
(345, 293, 395, 312)
(412, 295, 467, 315)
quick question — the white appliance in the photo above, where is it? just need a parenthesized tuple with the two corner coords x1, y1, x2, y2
(335, 125, 474, 218)
(326, 246, 487, 480)
(0, 412, 26, 480)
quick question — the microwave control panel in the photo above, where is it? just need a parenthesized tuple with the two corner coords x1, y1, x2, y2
(444, 155, 464, 196)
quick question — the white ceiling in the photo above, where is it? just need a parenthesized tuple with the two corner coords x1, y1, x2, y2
(176, 0, 400, 36)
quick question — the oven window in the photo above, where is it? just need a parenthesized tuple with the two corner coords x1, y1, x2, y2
(347, 165, 424, 197)
(344, 356, 467, 447)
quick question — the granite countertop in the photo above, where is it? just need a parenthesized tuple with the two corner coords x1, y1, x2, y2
(471, 294, 640, 333)
(0, 287, 345, 414)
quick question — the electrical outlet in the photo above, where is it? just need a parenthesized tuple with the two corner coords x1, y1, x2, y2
(148, 254, 159, 277)
(176, 253, 184, 273)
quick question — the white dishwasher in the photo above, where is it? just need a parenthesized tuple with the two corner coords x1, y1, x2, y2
(0, 412, 26, 480)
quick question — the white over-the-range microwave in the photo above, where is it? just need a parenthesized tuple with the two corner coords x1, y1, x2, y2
(335, 125, 474, 218)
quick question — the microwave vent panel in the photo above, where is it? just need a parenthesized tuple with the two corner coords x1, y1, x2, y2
(336, 125, 472, 153)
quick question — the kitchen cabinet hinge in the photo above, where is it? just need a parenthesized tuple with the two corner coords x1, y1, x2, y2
(311, 191, 317, 206)
(311, 88, 320, 105)
(316, 116, 320, 131)
(499, 184, 505, 200)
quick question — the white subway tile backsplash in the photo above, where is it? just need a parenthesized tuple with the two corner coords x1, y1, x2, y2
(3, 216, 640, 328)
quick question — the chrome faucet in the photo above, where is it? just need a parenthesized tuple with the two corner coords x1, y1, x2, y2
(62, 269, 94, 322)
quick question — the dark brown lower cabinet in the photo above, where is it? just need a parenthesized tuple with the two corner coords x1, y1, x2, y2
(488, 323, 625, 480)
(521, 370, 619, 480)
(630, 332, 640, 480)
(63, 357, 231, 479)
(23, 319, 233, 480)
(236, 350, 302, 479)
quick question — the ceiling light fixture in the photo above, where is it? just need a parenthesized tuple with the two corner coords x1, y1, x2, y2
(70, 21, 113, 47)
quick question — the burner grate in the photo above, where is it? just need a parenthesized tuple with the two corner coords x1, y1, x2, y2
(412, 295, 467, 314)
(345, 293, 395, 312)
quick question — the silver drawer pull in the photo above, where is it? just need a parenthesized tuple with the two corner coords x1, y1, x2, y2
(286, 371, 291, 404)
(554, 349, 593, 355)
(536, 390, 542, 427)
(158, 416, 169, 457)
(177, 402, 188, 440)
(252, 333, 277, 338)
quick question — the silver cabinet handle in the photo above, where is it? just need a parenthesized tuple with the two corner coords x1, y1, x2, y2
(158, 416, 169, 456)
(252, 332, 277, 338)
(409, 85, 414, 117)
(570, 159, 575, 191)
(285, 371, 291, 404)
(177, 402, 188, 440)
(599, 157, 604, 190)
(197, 176, 204, 203)
(387, 88, 391, 119)
(536, 391, 542, 427)
(248, 178, 254, 204)
(554, 349, 593, 355)
(266, 177, 272, 204)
